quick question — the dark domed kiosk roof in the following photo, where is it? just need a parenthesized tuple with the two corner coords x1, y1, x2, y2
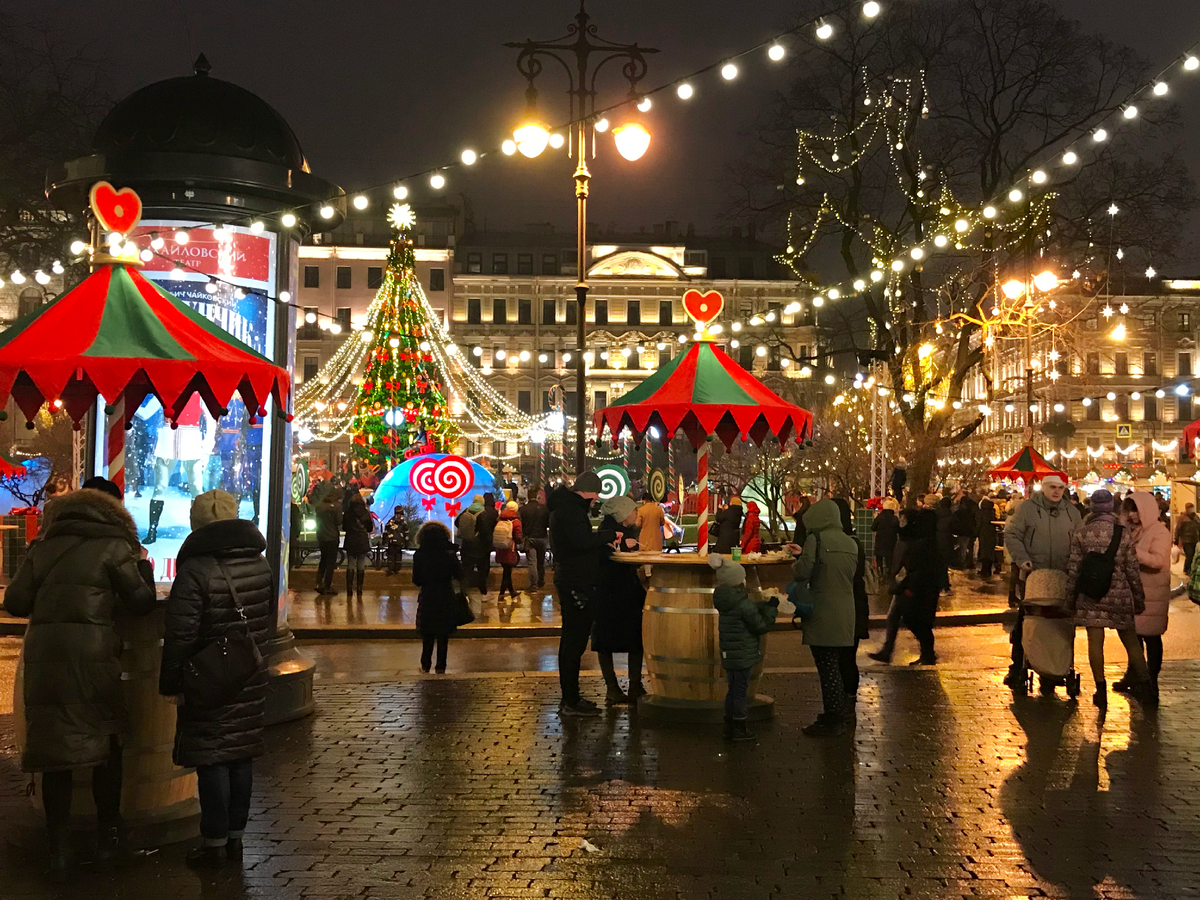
(49, 54, 343, 229)
(94, 54, 309, 173)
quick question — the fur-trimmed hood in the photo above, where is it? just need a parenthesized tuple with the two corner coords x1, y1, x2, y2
(41, 488, 139, 547)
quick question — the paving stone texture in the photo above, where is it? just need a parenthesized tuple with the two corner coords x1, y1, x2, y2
(2, 624, 1199, 899)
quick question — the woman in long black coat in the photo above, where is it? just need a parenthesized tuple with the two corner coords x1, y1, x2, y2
(412, 521, 463, 673)
(832, 498, 870, 711)
(5, 484, 157, 878)
(160, 490, 271, 869)
(976, 497, 999, 579)
(593, 496, 647, 705)
(342, 490, 374, 600)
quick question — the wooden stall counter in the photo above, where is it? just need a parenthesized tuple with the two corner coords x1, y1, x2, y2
(614, 550, 794, 723)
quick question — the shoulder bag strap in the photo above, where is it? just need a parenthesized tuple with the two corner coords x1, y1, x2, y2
(1104, 524, 1123, 559)
(216, 560, 251, 630)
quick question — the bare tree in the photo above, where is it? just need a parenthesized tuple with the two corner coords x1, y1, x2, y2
(734, 0, 1196, 493)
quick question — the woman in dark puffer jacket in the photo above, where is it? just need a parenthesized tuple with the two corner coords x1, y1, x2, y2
(5, 482, 157, 881)
(160, 490, 271, 869)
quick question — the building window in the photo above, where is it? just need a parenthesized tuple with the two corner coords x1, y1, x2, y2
(627, 300, 641, 326)
(1180, 395, 1192, 420)
(299, 307, 318, 340)
(594, 345, 607, 368)
(542, 391, 553, 413)
(542, 254, 559, 275)
(1143, 313, 1156, 330)
(738, 257, 755, 279)
(429, 268, 445, 292)
(541, 347, 554, 368)
(1145, 396, 1159, 421)
(366, 266, 383, 289)
(1086, 351, 1100, 375)
(1181, 312, 1192, 332)
(542, 299, 556, 324)
(492, 253, 508, 275)
(336, 266, 351, 289)
(1144, 352, 1158, 376)
(303, 266, 320, 288)
(467, 299, 482, 324)
(595, 299, 608, 325)
(738, 344, 754, 369)
(518, 390, 532, 413)
(659, 299, 673, 324)
(1180, 352, 1193, 376)
(517, 253, 533, 275)
(565, 301, 577, 325)
(493, 298, 507, 324)
(303, 356, 319, 382)
(1115, 351, 1128, 375)
(335, 308, 351, 332)
(467, 252, 482, 274)
(468, 346, 481, 367)
(710, 256, 727, 278)
(1087, 400, 1100, 421)
(594, 390, 608, 412)
(684, 250, 707, 268)
(17, 289, 44, 318)
(518, 299, 532, 324)
(1115, 395, 1129, 420)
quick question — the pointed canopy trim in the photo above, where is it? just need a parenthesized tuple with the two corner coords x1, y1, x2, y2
(987, 444, 1067, 482)
(0, 264, 290, 427)
(593, 341, 813, 450)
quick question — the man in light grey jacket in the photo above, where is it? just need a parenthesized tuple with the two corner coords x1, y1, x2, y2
(1002, 475, 1081, 688)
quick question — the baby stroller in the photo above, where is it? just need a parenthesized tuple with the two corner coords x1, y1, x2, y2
(1017, 568, 1081, 698)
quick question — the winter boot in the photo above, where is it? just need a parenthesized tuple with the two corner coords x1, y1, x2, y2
(143, 499, 164, 544)
(1093, 680, 1107, 709)
(356, 569, 365, 601)
(47, 824, 71, 883)
(722, 716, 735, 741)
(185, 844, 226, 869)
(605, 686, 630, 706)
(345, 570, 354, 600)
(730, 718, 756, 742)
(867, 644, 894, 664)
(94, 824, 139, 870)
(226, 836, 244, 863)
(803, 714, 847, 737)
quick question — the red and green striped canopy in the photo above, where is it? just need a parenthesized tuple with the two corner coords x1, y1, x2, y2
(1183, 418, 1200, 457)
(988, 445, 1066, 482)
(0, 264, 289, 426)
(593, 340, 813, 450)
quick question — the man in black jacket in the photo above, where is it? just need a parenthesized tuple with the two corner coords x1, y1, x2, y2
(519, 492, 550, 591)
(548, 471, 617, 716)
(160, 490, 271, 869)
(473, 492, 499, 596)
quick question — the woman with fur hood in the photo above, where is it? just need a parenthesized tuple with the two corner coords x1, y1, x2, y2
(1113, 492, 1172, 701)
(4, 480, 157, 881)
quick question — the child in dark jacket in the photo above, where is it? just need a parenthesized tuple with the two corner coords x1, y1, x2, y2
(711, 555, 778, 742)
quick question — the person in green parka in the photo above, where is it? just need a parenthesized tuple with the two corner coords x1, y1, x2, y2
(788, 498, 859, 737)
(712, 554, 778, 742)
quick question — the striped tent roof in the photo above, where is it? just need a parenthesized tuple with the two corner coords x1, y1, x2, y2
(592, 340, 813, 450)
(987, 445, 1066, 482)
(0, 264, 289, 427)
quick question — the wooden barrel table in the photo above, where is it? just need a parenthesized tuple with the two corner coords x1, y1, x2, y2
(12, 606, 200, 849)
(615, 551, 793, 722)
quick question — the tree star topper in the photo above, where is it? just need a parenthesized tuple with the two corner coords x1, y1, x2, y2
(389, 203, 416, 230)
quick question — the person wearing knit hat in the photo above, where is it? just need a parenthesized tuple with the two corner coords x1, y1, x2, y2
(711, 554, 776, 741)
(161, 485, 270, 868)
(453, 496, 483, 563)
(713, 496, 744, 554)
(547, 471, 618, 716)
(1066, 486, 1152, 708)
(599, 495, 637, 524)
(190, 490, 240, 531)
(1002, 471, 1081, 691)
(494, 499, 524, 602)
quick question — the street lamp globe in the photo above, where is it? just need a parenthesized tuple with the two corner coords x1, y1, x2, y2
(1001, 279, 1026, 300)
(613, 121, 651, 160)
(513, 118, 551, 158)
(1032, 270, 1058, 292)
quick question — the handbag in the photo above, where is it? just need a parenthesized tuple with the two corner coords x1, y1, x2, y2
(451, 580, 475, 627)
(181, 562, 263, 710)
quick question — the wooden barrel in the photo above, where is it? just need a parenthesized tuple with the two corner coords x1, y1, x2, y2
(13, 607, 200, 847)
(639, 556, 777, 722)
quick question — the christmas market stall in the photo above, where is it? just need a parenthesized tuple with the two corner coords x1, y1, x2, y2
(4, 184, 290, 847)
(593, 289, 813, 722)
(987, 444, 1066, 485)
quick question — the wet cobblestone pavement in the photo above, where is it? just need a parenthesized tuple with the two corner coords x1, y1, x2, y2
(2, 629, 1199, 899)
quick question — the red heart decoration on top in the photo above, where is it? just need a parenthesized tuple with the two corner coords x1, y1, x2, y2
(682, 289, 724, 326)
(89, 181, 143, 234)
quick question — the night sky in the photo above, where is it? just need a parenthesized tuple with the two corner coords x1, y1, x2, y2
(28, 0, 1200, 263)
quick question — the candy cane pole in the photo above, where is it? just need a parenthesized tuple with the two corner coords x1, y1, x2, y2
(667, 439, 676, 504)
(106, 396, 125, 493)
(696, 440, 709, 557)
(645, 437, 652, 483)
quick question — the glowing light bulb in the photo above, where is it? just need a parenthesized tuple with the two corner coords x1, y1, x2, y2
(612, 121, 652, 161)
(1031, 170, 1047, 184)
(320, 205, 335, 219)
(69, 240, 87, 255)
(816, 22, 833, 39)
(1093, 128, 1108, 142)
(933, 235, 948, 247)
(501, 140, 517, 155)
(1187, 56, 1200, 71)
(352, 195, 369, 210)
(863, 1, 881, 17)
(1154, 81, 1169, 95)
(768, 44, 785, 61)
(1062, 151, 1078, 165)
(983, 206, 997, 218)
(677, 83, 693, 100)
(910, 247, 924, 260)
(430, 173, 445, 189)
(174, 230, 189, 245)
(548, 133, 565, 149)
(954, 219, 970, 233)
(461, 149, 477, 165)
(514, 119, 550, 157)
(721, 62, 738, 80)
(1123, 105, 1138, 119)
(281, 213, 297, 228)
(1008, 188, 1023, 202)
(637, 96, 652, 112)
(393, 185, 409, 200)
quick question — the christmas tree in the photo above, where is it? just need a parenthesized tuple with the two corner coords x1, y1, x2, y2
(347, 204, 458, 466)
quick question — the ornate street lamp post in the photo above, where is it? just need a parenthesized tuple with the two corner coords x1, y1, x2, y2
(506, 1, 656, 475)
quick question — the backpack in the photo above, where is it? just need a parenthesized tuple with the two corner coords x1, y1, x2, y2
(1074, 524, 1123, 601)
(492, 518, 514, 550)
(456, 511, 477, 543)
